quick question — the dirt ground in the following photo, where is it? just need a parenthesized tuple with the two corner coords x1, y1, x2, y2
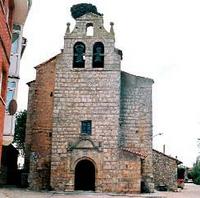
(0, 183, 199, 198)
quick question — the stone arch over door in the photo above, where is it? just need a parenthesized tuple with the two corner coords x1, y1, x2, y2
(74, 158, 96, 191)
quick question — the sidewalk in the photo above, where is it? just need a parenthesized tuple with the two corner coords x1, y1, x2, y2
(0, 188, 166, 198)
(1, 183, 199, 198)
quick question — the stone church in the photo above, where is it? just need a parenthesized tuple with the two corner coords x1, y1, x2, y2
(25, 4, 154, 193)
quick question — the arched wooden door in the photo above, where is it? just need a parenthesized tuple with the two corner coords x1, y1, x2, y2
(74, 159, 95, 191)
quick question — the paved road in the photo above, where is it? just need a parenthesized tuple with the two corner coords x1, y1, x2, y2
(0, 183, 199, 198)
(153, 183, 200, 198)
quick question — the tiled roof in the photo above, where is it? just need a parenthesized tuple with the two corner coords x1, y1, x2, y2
(122, 147, 148, 159)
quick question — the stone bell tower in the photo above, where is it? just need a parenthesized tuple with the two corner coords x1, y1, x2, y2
(50, 4, 123, 192)
(49, 3, 155, 193)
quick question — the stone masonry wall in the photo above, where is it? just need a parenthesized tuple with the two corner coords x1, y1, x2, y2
(117, 151, 142, 193)
(51, 55, 122, 191)
(25, 58, 56, 190)
(50, 13, 142, 193)
(24, 80, 35, 172)
(153, 149, 178, 191)
(120, 72, 154, 192)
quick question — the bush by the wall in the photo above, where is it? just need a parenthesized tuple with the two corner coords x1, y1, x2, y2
(191, 161, 200, 185)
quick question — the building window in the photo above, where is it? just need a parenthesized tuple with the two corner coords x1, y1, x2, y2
(6, 81, 16, 110)
(73, 42, 86, 68)
(81, 120, 92, 135)
(92, 42, 104, 68)
(11, 32, 20, 54)
(86, 23, 94, 36)
(11, 25, 21, 55)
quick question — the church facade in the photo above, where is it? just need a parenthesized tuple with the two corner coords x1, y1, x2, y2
(25, 5, 154, 193)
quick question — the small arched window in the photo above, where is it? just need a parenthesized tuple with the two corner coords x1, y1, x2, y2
(92, 42, 104, 68)
(73, 42, 86, 68)
(86, 23, 94, 36)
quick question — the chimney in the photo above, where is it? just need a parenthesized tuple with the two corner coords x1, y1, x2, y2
(163, 144, 165, 154)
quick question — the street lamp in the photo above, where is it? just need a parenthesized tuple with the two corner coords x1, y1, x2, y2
(153, 132, 164, 138)
(153, 133, 165, 153)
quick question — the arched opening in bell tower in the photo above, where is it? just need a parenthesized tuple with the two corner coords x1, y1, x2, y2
(73, 42, 86, 68)
(86, 23, 94, 36)
(93, 42, 104, 68)
(74, 159, 95, 191)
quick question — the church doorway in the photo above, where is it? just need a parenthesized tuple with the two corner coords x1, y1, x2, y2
(74, 159, 95, 191)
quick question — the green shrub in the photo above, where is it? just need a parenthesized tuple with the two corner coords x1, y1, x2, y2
(13, 110, 27, 155)
(191, 161, 200, 185)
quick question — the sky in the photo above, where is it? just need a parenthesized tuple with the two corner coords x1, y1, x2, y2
(19, 0, 200, 167)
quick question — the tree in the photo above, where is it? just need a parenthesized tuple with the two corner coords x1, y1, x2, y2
(13, 110, 27, 155)
(191, 161, 200, 185)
